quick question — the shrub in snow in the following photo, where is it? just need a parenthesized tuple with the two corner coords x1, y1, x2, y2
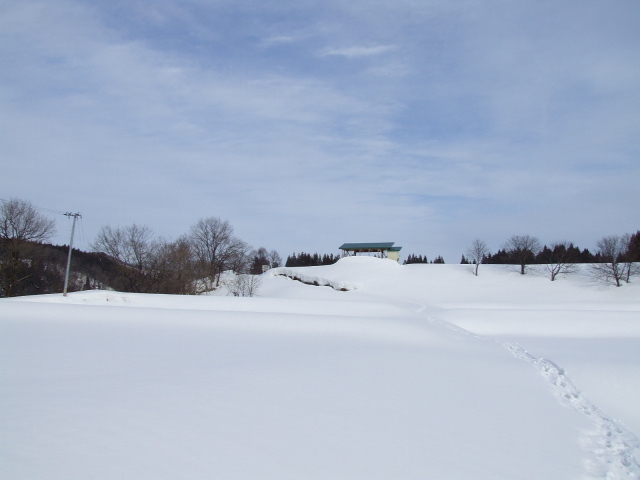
(227, 273, 262, 297)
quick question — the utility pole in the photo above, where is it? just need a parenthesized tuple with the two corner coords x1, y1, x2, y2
(63, 212, 81, 297)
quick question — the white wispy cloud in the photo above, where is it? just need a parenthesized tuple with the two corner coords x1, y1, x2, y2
(260, 35, 298, 48)
(321, 45, 397, 58)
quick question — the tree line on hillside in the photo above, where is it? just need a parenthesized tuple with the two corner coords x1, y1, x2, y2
(477, 243, 597, 265)
(87, 219, 282, 295)
(0, 198, 280, 297)
(403, 254, 445, 264)
(0, 238, 117, 297)
(461, 234, 640, 285)
(285, 252, 340, 267)
(379, 232, 639, 286)
(2, 197, 639, 296)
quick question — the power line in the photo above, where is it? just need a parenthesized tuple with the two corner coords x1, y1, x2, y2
(35, 205, 68, 216)
(0, 199, 69, 217)
(79, 215, 88, 249)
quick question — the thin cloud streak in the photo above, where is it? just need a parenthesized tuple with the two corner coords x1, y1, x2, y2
(321, 45, 397, 58)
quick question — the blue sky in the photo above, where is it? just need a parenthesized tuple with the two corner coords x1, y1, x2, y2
(1, 0, 638, 262)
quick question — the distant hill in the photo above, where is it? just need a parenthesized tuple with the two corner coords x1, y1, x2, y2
(0, 240, 117, 297)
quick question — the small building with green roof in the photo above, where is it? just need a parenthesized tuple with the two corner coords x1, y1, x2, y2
(339, 242, 403, 262)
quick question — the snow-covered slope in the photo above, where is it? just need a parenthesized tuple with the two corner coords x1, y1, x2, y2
(273, 258, 640, 435)
(1, 257, 639, 479)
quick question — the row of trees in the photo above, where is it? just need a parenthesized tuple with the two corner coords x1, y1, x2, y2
(90, 218, 282, 294)
(0, 198, 280, 297)
(398, 233, 639, 286)
(285, 252, 341, 267)
(404, 254, 445, 264)
(480, 244, 597, 265)
(463, 234, 640, 285)
(2, 198, 638, 295)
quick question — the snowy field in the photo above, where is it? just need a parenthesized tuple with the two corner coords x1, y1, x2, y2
(1, 257, 639, 479)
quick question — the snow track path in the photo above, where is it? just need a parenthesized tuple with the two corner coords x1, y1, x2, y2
(423, 309, 640, 479)
(504, 343, 640, 479)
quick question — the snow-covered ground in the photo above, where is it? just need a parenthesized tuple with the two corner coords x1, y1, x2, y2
(1, 257, 639, 479)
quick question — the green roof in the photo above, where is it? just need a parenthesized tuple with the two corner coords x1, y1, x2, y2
(339, 242, 396, 250)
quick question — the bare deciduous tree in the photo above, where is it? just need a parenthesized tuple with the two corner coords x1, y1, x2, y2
(152, 237, 198, 294)
(539, 242, 578, 281)
(224, 240, 252, 275)
(92, 226, 199, 294)
(188, 217, 247, 288)
(91, 224, 159, 293)
(591, 235, 629, 287)
(465, 239, 489, 276)
(0, 198, 56, 242)
(227, 272, 262, 297)
(503, 235, 541, 275)
(1, 198, 56, 296)
(269, 250, 282, 268)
